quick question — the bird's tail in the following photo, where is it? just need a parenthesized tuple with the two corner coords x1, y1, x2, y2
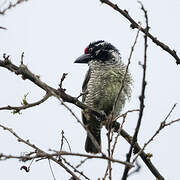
(85, 120, 101, 154)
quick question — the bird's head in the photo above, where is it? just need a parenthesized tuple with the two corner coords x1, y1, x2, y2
(74, 40, 121, 64)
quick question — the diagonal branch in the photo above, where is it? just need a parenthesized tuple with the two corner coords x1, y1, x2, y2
(100, 0, 180, 65)
(0, 93, 51, 113)
(133, 104, 179, 163)
(114, 124, 165, 180)
(0, 55, 102, 117)
(0, 55, 104, 156)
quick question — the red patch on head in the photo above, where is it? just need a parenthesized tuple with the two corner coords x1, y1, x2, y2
(84, 47, 88, 54)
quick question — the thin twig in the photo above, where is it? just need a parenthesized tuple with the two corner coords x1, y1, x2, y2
(58, 152, 133, 167)
(62, 157, 90, 180)
(59, 73, 68, 89)
(0, 93, 51, 113)
(75, 157, 89, 169)
(63, 135, 71, 152)
(103, 22, 141, 180)
(59, 130, 71, 160)
(163, 103, 177, 122)
(133, 104, 178, 163)
(111, 114, 126, 156)
(60, 130, 64, 151)
(48, 159, 56, 180)
(119, 128, 165, 180)
(113, 25, 140, 116)
(122, 2, 149, 179)
(111, 26, 141, 156)
(0, 0, 28, 15)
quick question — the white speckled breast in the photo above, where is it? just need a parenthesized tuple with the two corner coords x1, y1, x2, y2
(84, 60, 132, 116)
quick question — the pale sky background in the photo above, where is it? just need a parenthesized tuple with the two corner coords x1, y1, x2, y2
(0, 0, 180, 179)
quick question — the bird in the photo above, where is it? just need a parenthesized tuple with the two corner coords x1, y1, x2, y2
(74, 40, 132, 154)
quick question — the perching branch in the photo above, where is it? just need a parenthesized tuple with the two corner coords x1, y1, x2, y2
(0, 54, 104, 118)
(100, 0, 180, 65)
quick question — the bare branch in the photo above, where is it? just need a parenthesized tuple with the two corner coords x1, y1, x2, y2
(48, 160, 57, 180)
(122, 2, 149, 179)
(50, 150, 133, 167)
(100, 0, 180, 65)
(163, 103, 177, 122)
(0, 93, 51, 113)
(75, 157, 89, 169)
(119, 127, 165, 180)
(0, 124, 81, 180)
(112, 23, 140, 118)
(133, 104, 179, 163)
(59, 73, 68, 89)
(0, 55, 103, 118)
(110, 26, 141, 157)
(61, 157, 90, 180)
(103, 24, 141, 180)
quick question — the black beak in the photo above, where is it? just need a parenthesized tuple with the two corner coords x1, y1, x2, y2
(74, 54, 92, 63)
